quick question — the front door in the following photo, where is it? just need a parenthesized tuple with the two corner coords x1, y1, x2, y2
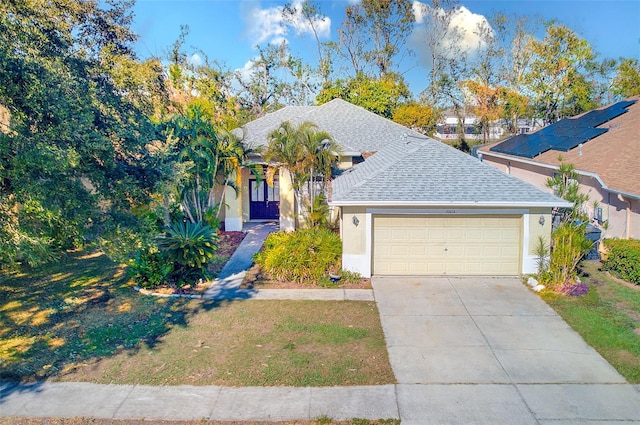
(249, 179, 280, 220)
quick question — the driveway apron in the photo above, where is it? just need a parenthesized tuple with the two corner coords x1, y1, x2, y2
(372, 276, 640, 425)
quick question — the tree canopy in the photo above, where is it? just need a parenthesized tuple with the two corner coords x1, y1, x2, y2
(0, 0, 165, 268)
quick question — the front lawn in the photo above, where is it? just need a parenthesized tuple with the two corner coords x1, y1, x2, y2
(1, 250, 393, 387)
(541, 260, 640, 383)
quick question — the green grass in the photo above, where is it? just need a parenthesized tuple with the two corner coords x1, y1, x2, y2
(61, 299, 393, 386)
(0, 250, 394, 387)
(541, 261, 640, 383)
(0, 250, 191, 381)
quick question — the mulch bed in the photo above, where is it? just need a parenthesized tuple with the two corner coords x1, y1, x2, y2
(140, 230, 372, 295)
(242, 264, 372, 289)
(149, 231, 246, 296)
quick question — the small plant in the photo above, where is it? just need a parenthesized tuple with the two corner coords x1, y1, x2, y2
(158, 220, 219, 286)
(341, 270, 364, 285)
(127, 248, 173, 289)
(547, 222, 593, 288)
(255, 228, 342, 284)
(533, 235, 550, 274)
(306, 193, 336, 229)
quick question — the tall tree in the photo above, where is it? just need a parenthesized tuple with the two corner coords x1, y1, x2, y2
(282, 0, 332, 86)
(523, 22, 597, 124)
(392, 103, 441, 136)
(234, 42, 315, 117)
(317, 73, 411, 119)
(333, 0, 414, 78)
(0, 0, 161, 268)
(415, 0, 467, 107)
(611, 58, 640, 99)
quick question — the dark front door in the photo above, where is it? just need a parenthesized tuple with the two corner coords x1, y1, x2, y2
(249, 179, 280, 220)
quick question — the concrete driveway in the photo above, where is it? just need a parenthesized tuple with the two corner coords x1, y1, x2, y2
(373, 276, 640, 425)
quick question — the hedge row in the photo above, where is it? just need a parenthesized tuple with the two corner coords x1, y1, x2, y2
(602, 239, 640, 285)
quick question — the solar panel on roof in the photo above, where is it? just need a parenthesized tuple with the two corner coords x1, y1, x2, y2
(552, 128, 608, 151)
(489, 99, 636, 158)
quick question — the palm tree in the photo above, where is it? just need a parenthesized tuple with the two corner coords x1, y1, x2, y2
(264, 121, 339, 226)
(168, 105, 256, 225)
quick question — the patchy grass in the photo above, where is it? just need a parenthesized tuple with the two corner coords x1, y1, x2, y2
(0, 418, 400, 425)
(1, 250, 393, 387)
(0, 250, 191, 381)
(541, 260, 640, 383)
(60, 300, 393, 387)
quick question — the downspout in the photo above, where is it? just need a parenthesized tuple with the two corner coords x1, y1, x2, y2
(618, 194, 631, 239)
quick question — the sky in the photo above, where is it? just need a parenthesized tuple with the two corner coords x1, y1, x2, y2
(130, 0, 640, 96)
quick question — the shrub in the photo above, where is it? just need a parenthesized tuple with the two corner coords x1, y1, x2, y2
(602, 239, 640, 285)
(547, 222, 593, 287)
(254, 228, 341, 284)
(158, 221, 219, 269)
(158, 220, 219, 286)
(127, 248, 173, 289)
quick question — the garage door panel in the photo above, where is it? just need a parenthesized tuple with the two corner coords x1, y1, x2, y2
(373, 215, 521, 276)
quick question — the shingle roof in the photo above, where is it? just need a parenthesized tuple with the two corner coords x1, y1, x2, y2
(240, 99, 568, 207)
(332, 135, 568, 206)
(480, 96, 640, 197)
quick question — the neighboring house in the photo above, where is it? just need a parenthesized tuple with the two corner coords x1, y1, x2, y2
(224, 99, 568, 277)
(478, 97, 640, 240)
(434, 109, 505, 141)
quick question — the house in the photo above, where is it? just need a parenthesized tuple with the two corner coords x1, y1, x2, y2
(478, 97, 640, 240)
(434, 108, 505, 141)
(224, 99, 568, 277)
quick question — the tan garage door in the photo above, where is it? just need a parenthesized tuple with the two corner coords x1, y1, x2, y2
(373, 215, 522, 275)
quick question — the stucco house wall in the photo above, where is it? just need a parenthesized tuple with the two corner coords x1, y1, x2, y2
(482, 155, 639, 239)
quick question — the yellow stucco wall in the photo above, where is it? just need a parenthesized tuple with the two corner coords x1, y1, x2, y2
(240, 167, 251, 223)
(278, 168, 296, 231)
(341, 206, 368, 255)
(527, 208, 552, 255)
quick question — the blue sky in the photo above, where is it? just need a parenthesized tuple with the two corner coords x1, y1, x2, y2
(131, 0, 640, 95)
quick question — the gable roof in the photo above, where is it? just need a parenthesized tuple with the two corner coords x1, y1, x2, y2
(331, 134, 568, 207)
(239, 99, 568, 208)
(480, 96, 640, 197)
(241, 98, 421, 154)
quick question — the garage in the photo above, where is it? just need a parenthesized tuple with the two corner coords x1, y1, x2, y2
(372, 215, 522, 276)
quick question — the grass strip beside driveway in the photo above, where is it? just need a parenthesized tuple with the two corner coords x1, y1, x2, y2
(541, 261, 640, 384)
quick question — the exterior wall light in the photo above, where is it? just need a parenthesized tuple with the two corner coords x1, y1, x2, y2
(539, 215, 545, 226)
(352, 215, 359, 227)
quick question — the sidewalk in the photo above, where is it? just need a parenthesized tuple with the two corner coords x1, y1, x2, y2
(0, 382, 398, 421)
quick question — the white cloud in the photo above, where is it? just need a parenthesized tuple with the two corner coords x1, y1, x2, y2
(243, 0, 331, 47)
(236, 59, 256, 82)
(286, 0, 331, 39)
(247, 5, 287, 46)
(449, 6, 492, 52)
(187, 53, 202, 67)
(411, 2, 493, 67)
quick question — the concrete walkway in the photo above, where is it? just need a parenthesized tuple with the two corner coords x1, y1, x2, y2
(374, 276, 640, 425)
(203, 221, 279, 300)
(201, 221, 374, 302)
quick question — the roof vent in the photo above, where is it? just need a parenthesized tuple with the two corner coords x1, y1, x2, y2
(578, 143, 583, 156)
